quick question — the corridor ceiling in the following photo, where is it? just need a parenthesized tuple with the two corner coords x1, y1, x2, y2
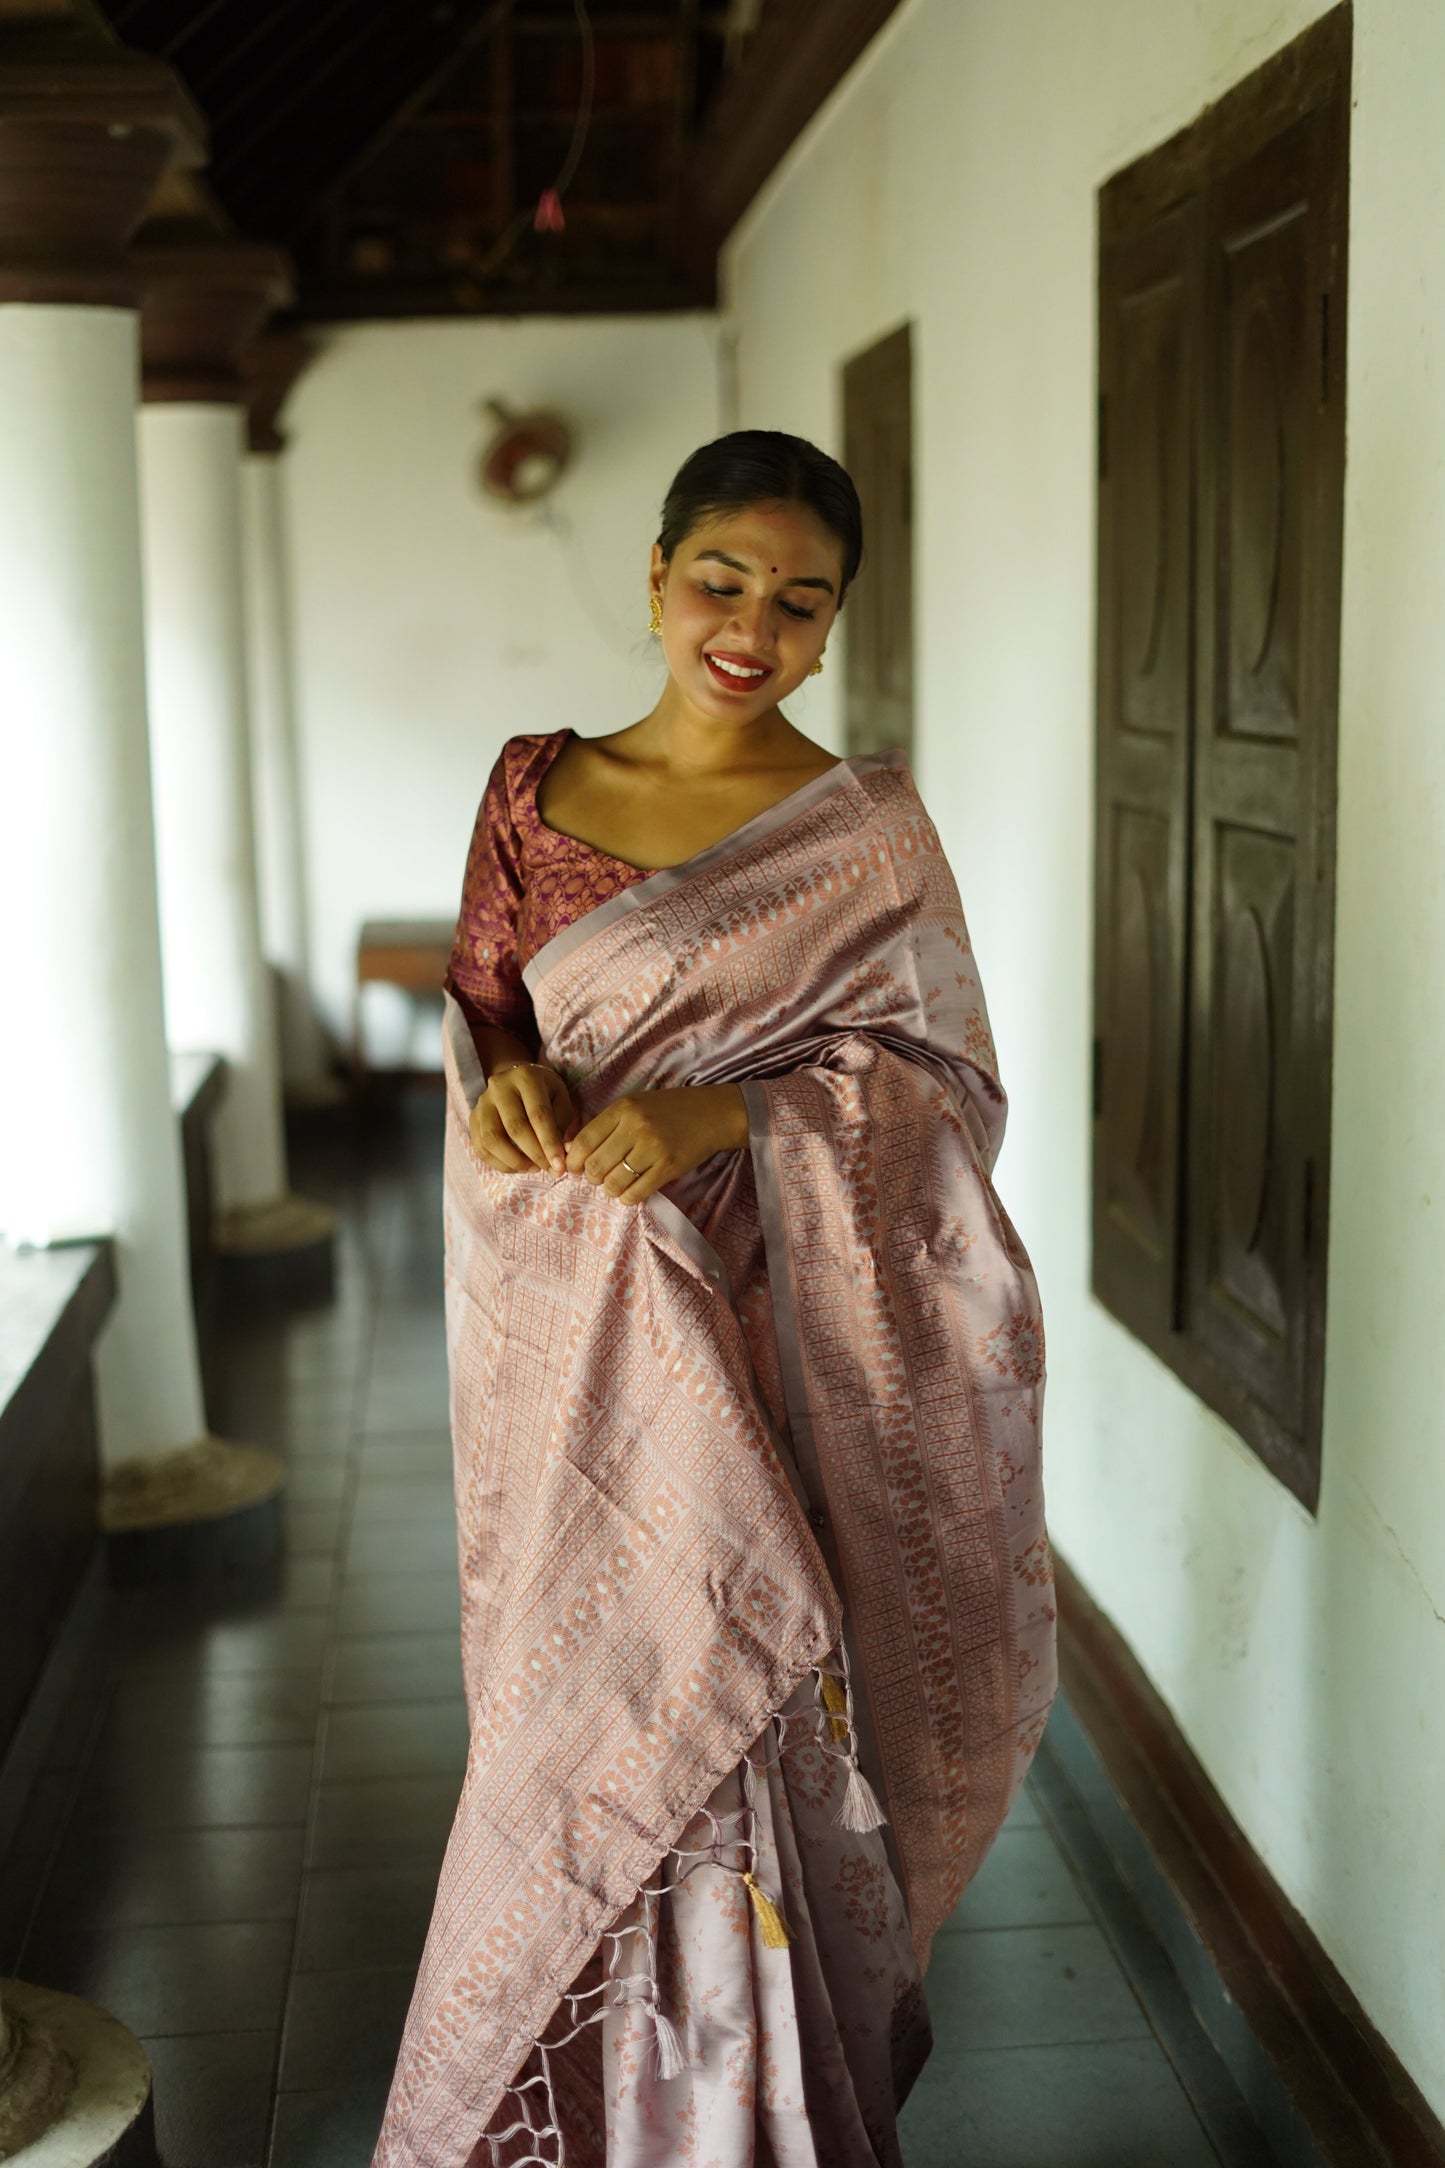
(94, 0, 902, 320)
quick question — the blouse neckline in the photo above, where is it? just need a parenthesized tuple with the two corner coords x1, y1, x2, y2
(526, 728, 660, 878)
(527, 724, 852, 880)
(520, 744, 908, 993)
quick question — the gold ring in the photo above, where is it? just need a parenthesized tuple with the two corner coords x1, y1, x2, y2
(622, 1157, 638, 1174)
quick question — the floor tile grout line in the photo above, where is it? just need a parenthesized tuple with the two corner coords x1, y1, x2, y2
(268, 1443, 370, 2161)
(1029, 1740, 1276, 2166)
(267, 1150, 434, 2165)
(934, 1915, 1158, 1942)
(262, 1446, 365, 2134)
(29, 1908, 308, 1937)
(911, 2033, 1218, 2062)
(10, 1643, 123, 1973)
(27, 1817, 315, 1858)
(290, 1770, 464, 1793)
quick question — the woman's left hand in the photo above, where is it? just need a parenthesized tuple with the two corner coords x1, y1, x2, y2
(565, 1085, 748, 1204)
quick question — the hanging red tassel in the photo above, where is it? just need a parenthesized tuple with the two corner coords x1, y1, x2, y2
(534, 188, 566, 233)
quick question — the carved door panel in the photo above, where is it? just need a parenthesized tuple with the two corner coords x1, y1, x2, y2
(843, 323, 913, 758)
(1092, 205, 1198, 1346)
(1185, 99, 1345, 1503)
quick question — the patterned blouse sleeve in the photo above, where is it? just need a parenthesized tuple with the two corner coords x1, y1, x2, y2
(444, 748, 535, 1045)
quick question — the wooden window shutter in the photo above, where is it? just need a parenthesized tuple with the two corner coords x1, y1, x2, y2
(843, 323, 914, 758)
(1092, 7, 1348, 1509)
(1184, 84, 1347, 1506)
(1092, 202, 1199, 1351)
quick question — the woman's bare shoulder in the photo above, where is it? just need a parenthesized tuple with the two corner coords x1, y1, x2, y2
(554, 724, 645, 770)
(779, 729, 844, 784)
(543, 725, 843, 831)
(532, 730, 635, 837)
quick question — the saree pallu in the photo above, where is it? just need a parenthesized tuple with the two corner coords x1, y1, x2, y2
(373, 751, 1056, 2168)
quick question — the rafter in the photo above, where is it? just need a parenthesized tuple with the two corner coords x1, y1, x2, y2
(683, 0, 906, 251)
(85, 0, 899, 319)
(307, 0, 515, 232)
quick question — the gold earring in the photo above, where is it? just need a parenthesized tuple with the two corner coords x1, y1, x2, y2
(648, 592, 663, 635)
(809, 653, 825, 677)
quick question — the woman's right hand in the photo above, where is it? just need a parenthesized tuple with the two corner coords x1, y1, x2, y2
(469, 1058, 575, 1174)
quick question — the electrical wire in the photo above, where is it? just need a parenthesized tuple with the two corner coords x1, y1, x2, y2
(551, 0, 597, 204)
(459, 0, 596, 298)
(534, 500, 640, 665)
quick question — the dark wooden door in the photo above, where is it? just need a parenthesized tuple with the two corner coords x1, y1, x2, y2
(842, 323, 913, 758)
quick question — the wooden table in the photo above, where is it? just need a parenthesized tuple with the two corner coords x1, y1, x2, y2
(353, 918, 455, 1091)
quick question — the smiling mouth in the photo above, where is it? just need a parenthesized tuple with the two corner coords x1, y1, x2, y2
(704, 651, 773, 690)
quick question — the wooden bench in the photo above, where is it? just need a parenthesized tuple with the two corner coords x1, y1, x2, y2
(0, 1240, 115, 1847)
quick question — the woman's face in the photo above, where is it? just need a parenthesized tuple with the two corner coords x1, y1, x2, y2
(650, 500, 844, 719)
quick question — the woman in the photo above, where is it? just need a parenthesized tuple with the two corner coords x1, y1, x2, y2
(374, 432, 1055, 2168)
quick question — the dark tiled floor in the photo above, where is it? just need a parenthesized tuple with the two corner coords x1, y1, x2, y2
(1, 1099, 1273, 2166)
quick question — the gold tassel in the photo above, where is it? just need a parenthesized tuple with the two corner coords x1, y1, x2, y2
(819, 1669, 851, 1745)
(742, 1869, 793, 1948)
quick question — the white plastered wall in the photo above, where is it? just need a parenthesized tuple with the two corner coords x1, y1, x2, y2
(283, 315, 723, 1060)
(721, 0, 1445, 2116)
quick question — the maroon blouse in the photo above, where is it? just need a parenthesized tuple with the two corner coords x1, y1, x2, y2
(444, 729, 657, 1043)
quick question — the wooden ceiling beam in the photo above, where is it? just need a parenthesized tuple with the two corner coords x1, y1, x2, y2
(303, 270, 694, 323)
(215, 10, 437, 229)
(681, 0, 904, 267)
(295, 0, 514, 234)
(85, 0, 746, 316)
(201, 0, 354, 113)
(671, 0, 700, 165)
(509, 9, 726, 34)
(490, 5, 513, 232)
(661, 0, 699, 270)
(158, 0, 235, 67)
(402, 99, 676, 127)
(208, 0, 396, 135)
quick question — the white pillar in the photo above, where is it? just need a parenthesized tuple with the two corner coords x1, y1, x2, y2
(241, 447, 335, 1099)
(0, 306, 207, 1465)
(139, 401, 290, 1212)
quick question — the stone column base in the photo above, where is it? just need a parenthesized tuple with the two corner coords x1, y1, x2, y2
(282, 1073, 346, 1115)
(0, 1979, 156, 2165)
(101, 1435, 285, 1583)
(214, 1190, 336, 1303)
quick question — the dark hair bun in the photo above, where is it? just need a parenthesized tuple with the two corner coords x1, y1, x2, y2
(656, 430, 863, 601)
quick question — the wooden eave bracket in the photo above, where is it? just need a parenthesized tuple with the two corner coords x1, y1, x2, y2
(0, 3, 205, 168)
(134, 201, 296, 403)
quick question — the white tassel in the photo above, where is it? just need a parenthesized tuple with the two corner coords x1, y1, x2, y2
(651, 2002, 689, 2080)
(838, 1761, 888, 1833)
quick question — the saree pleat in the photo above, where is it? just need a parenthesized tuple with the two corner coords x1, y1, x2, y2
(374, 751, 1055, 2168)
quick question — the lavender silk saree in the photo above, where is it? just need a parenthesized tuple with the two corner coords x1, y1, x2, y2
(373, 751, 1056, 2168)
